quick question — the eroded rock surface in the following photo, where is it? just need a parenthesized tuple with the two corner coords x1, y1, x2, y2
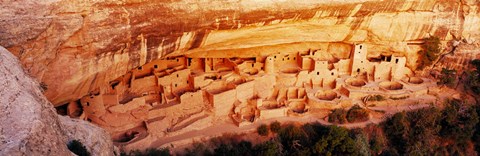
(0, 0, 479, 105)
(0, 46, 115, 155)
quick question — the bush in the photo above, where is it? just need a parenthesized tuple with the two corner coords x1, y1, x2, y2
(347, 105, 369, 123)
(253, 141, 283, 156)
(328, 109, 347, 124)
(257, 124, 269, 136)
(278, 124, 309, 152)
(418, 36, 441, 69)
(127, 148, 170, 156)
(184, 143, 212, 156)
(440, 100, 479, 144)
(439, 68, 456, 86)
(313, 126, 357, 155)
(270, 121, 281, 133)
(366, 95, 385, 101)
(67, 140, 90, 156)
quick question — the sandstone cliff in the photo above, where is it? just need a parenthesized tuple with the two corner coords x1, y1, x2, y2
(0, 0, 479, 105)
(0, 46, 115, 155)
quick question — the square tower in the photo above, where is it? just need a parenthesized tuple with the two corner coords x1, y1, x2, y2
(351, 43, 368, 77)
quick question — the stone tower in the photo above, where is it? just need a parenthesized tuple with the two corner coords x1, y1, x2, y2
(351, 43, 368, 77)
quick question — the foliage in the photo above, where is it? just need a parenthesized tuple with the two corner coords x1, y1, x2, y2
(440, 100, 479, 144)
(312, 126, 357, 155)
(253, 141, 283, 156)
(418, 36, 441, 69)
(382, 112, 410, 154)
(270, 121, 281, 133)
(439, 68, 456, 86)
(465, 59, 480, 94)
(67, 140, 90, 156)
(257, 124, 269, 136)
(347, 105, 369, 123)
(184, 142, 212, 156)
(367, 95, 386, 101)
(197, 99, 480, 156)
(328, 109, 347, 124)
(354, 133, 371, 156)
(278, 124, 309, 152)
(127, 148, 170, 156)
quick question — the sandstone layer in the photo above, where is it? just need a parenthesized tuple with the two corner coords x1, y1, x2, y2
(0, 46, 115, 155)
(0, 0, 479, 105)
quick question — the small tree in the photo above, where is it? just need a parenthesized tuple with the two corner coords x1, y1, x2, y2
(270, 121, 281, 133)
(347, 105, 369, 123)
(439, 68, 456, 86)
(67, 140, 90, 156)
(329, 109, 347, 124)
(257, 124, 269, 136)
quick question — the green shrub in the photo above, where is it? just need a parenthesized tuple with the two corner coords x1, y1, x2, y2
(127, 148, 170, 156)
(439, 68, 456, 86)
(347, 105, 369, 123)
(313, 126, 356, 155)
(366, 95, 385, 101)
(257, 124, 269, 136)
(328, 109, 347, 124)
(67, 140, 90, 156)
(269, 121, 281, 133)
(253, 141, 283, 156)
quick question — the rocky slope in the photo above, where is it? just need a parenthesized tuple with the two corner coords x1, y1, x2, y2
(0, 46, 115, 155)
(0, 0, 479, 105)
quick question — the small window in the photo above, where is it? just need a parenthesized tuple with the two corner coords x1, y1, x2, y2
(395, 59, 399, 64)
(274, 56, 276, 58)
(360, 45, 362, 49)
(175, 84, 177, 87)
(177, 74, 179, 77)
(86, 102, 90, 106)
(252, 64, 254, 67)
(287, 58, 290, 60)
(187, 80, 189, 84)
(293, 57, 296, 60)
(317, 72, 319, 75)
(331, 72, 334, 76)
(282, 58, 284, 61)
(138, 66, 142, 70)
(357, 68, 360, 72)
(154, 65, 158, 69)
(176, 58, 179, 62)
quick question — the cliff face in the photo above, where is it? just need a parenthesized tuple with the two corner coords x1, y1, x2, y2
(0, 46, 115, 155)
(0, 0, 479, 105)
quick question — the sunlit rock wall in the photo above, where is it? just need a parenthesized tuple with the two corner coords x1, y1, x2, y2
(0, 46, 115, 155)
(0, 0, 478, 105)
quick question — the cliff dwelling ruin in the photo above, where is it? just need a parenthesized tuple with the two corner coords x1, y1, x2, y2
(56, 43, 439, 150)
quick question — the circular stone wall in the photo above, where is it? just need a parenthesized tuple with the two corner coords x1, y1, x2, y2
(289, 101, 306, 113)
(407, 77, 424, 84)
(315, 90, 337, 101)
(379, 81, 403, 90)
(281, 67, 300, 74)
(346, 78, 366, 87)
